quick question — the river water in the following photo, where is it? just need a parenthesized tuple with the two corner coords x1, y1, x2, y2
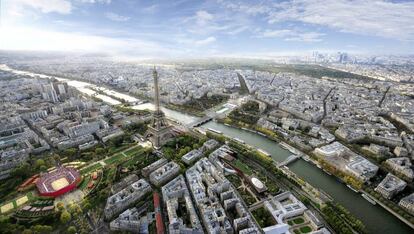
(201, 121, 412, 234)
(2, 64, 412, 233)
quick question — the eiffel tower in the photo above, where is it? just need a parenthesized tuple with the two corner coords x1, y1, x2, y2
(144, 67, 173, 149)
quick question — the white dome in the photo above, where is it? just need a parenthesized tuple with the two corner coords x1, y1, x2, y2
(251, 177, 264, 189)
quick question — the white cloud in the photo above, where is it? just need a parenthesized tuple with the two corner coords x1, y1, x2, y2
(0, 25, 170, 57)
(7, 0, 72, 15)
(226, 26, 249, 35)
(268, 0, 414, 40)
(183, 10, 248, 36)
(262, 29, 293, 38)
(105, 12, 130, 22)
(194, 36, 217, 45)
(260, 29, 324, 42)
(142, 4, 159, 13)
(218, 1, 270, 16)
(219, 0, 414, 41)
(195, 10, 214, 25)
(78, 0, 111, 4)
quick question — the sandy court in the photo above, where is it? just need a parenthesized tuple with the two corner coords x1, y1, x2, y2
(51, 178, 70, 191)
(16, 196, 29, 206)
(0, 203, 14, 213)
(55, 189, 85, 206)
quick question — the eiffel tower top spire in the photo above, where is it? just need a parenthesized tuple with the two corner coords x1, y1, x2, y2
(153, 66, 160, 114)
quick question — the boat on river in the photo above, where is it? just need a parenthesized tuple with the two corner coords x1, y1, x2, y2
(207, 128, 222, 134)
(257, 148, 271, 156)
(347, 184, 360, 193)
(233, 138, 245, 144)
(362, 194, 377, 205)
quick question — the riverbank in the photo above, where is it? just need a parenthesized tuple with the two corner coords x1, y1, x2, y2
(362, 190, 414, 229)
(219, 120, 414, 227)
(203, 121, 414, 233)
(206, 130, 365, 233)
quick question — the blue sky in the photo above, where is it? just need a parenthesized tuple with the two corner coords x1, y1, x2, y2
(1, 0, 413, 58)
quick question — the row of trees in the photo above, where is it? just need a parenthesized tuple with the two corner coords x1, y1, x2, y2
(162, 135, 206, 162)
(367, 188, 414, 224)
(170, 94, 229, 114)
(228, 101, 261, 125)
(225, 135, 368, 234)
(321, 202, 366, 234)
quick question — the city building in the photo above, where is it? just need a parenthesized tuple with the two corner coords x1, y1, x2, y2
(110, 174, 139, 194)
(345, 156, 379, 182)
(181, 149, 203, 165)
(314, 141, 346, 157)
(384, 157, 413, 182)
(109, 207, 149, 233)
(399, 193, 414, 215)
(161, 175, 203, 234)
(261, 191, 329, 234)
(208, 145, 238, 174)
(186, 158, 260, 234)
(149, 161, 180, 186)
(142, 158, 168, 177)
(375, 173, 407, 199)
(104, 179, 152, 220)
(201, 139, 219, 151)
(314, 142, 378, 182)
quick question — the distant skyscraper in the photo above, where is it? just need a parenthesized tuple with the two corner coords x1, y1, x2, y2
(40, 80, 70, 103)
(338, 52, 348, 63)
(41, 83, 59, 103)
(145, 67, 173, 149)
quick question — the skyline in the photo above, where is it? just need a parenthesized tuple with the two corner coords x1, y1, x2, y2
(1, 0, 414, 58)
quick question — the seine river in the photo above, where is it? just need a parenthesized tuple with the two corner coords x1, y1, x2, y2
(2, 64, 412, 234)
(127, 102, 413, 234)
(201, 121, 412, 234)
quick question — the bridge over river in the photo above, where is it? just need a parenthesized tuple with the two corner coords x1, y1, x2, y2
(277, 154, 302, 167)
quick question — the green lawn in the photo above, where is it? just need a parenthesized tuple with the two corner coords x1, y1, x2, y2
(104, 153, 125, 164)
(293, 217, 305, 224)
(300, 226, 312, 233)
(251, 207, 276, 228)
(107, 144, 133, 154)
(80, 163, 102, 175)
(233, 159, 253, 175)
(122, 149, 146, 166)
(79, 176, 91, 190)
(123, 146, 143, 157)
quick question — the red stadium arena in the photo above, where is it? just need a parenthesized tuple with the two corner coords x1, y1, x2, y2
(36, 166, 81, 197)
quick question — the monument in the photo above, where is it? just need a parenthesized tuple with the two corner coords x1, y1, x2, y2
(145, 67, 173, 149)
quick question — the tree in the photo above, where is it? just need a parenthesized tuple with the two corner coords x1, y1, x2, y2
(68, 204, 82, 216)
(82, 201, 91, 211)
(11, 162, 32, 178)
(35, 159, 45, 169)
(67, 226, 77, 234)
(95, 147, 106, 157)
(40, 165, 47, 171)
(60, 210, 72, 224)
(22, 230, 33, 234)
(110, 136, 124, 147)
(63, 148, 77, 158)
(32, 225, 52, 234)
(56, 202, 65, 211)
